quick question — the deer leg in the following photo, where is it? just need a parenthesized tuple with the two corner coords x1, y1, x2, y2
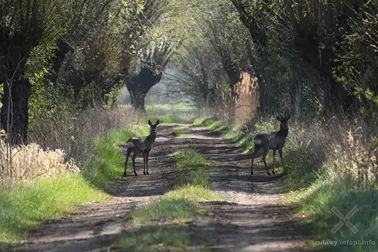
(262, 154, 270, 176)
(251, 158, 254, 175)
(272, 149, 276, 175)
(132, 152, 138, 176)
(143, 152, 146, 175)
(279, 148, 285, 174)
(146, 152, 150, 175)
(124, 149, 132, 177)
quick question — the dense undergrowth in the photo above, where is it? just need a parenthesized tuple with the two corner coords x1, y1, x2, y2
(195, 117, 378, 252)
(0, 115, 186, 245)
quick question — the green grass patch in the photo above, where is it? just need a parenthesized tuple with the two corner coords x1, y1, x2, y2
(146, 101, 196, 114)
(175, 133, 188, 139)
(82, 126, 148, 189)
(165, 185, 222, 201)
(168, 125, 191, 139)
(172, 125, 191, 131)
(132, 198, 205, 224)
(169, 150, 217, 187)
(120, 101, 198, 117)
(192, 117, 217, 126)
(113, 225, 191, 251)
(286, 177, 378, 252)
(0, 174, 109, 243)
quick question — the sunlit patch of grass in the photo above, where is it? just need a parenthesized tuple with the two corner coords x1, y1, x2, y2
(172, 125, 191, 131)
(165, 185, 222, 201)
(169, 150, 217, 187)
(113, 225, 191, 251)
(168, 125, 191, 139)
(132, 198, 205, 225)
(0, 175, 109, 243)
(193, 117, 216, 126)
(175, 133, 188, 138)
(207, 121, 230, 134)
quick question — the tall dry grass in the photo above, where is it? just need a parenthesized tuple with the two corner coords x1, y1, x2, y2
(275, 114, 378, 189)
(0, 108, 134, 186)
(29, 108, 134, 164)
(232, 109, 378, 189)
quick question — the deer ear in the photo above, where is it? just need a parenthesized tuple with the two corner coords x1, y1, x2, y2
(155, 120, 160, 126)
(148, 120, 152, 126)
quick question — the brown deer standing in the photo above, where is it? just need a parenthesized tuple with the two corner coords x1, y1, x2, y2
(251, 112, 291, 175)
(123, 120, 160, 177)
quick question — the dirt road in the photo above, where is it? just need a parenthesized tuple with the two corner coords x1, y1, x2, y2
(10, 123, 311, 252)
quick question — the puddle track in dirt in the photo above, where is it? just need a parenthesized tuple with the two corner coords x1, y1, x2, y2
(9, 123, 312, 252)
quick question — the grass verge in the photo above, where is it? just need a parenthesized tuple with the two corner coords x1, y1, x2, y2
(286, 177, 377, 251)
(0, 175, 109, 243)
(0, 122, 149, 244)
(82, 126, 148, 189)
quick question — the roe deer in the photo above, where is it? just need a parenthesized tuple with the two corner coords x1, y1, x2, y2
(251, 112, 291, 176)
(123, 120, 160, 177)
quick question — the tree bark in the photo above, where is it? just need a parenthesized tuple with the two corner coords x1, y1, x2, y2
(134, 92, 147, 113)
(0, 77, 32, 145)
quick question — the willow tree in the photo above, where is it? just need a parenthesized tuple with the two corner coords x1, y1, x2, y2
(229, 0, 368, 117)
(0, 0, 64, 144)
(126, 41, 176, 113)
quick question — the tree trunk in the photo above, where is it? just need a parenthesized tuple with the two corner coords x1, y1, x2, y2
(0, 77, 32, 145)
(134, 92, 147, 114)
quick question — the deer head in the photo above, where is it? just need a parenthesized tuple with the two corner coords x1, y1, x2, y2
(276, 111, 291, 130)
(148, 120, 160, 133)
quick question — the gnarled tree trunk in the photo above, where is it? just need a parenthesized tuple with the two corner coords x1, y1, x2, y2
(0, 77, 32, 145)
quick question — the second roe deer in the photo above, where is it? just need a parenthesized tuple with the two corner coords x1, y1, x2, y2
(123, 120, 160, 177)
(251, 111, 291, 176)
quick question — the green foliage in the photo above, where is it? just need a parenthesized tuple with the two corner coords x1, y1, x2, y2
(334, 2, 378, 113)
(0, 175, 109, 243)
